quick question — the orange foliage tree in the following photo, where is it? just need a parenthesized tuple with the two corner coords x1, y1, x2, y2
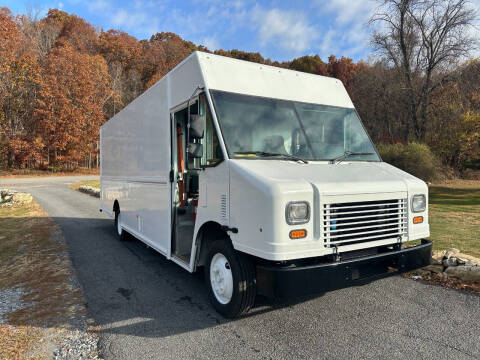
(35, 42, 111, 167)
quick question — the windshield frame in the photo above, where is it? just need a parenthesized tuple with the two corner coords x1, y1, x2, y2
(209, 89, 382, 163)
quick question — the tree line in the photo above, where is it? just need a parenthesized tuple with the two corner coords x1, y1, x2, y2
(0, 0, 478, 172)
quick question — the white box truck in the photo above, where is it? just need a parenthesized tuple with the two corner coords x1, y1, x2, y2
(100, 51, 432, 318)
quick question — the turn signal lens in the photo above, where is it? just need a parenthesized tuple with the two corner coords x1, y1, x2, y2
(289, 229, 307, 239)
(413, 216, 423, 224)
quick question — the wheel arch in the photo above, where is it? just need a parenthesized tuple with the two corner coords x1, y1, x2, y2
(194, 221, 230, 269)
(113, 199, 120, 213)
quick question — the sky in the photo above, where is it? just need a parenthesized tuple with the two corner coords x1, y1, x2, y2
(2, 0, 480, 62)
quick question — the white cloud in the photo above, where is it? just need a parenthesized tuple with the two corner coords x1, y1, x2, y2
(87, 0, 111, 12)
(314, 0, 378, 59)
(199, 36, 220, 50)
(111, 9, 149, 28)
(324, 0, 377, 25)
(252, 7, 317, 53)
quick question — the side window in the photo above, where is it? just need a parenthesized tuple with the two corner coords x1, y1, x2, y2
(200, 94, 224, 167)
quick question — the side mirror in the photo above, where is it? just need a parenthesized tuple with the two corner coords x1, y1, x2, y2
(187, 143, 203, 158)
(189, 114, 205, 139)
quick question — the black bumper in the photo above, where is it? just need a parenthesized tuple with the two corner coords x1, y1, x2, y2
(256, 239, 432, 298)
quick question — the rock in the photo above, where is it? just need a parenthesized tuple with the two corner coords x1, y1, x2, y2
(443, 257, 458, 267)
(432, 250, 446, 264)
(78, 186, 100, 198)
(445, 248, 460, 258)
(456, 253, 480, 266)
(445, 265, 480, 282)
(0, 189, 10, 198)
(423, 264, 444, 273)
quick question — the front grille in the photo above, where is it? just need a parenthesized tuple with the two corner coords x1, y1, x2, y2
(322, 198, 408, 247)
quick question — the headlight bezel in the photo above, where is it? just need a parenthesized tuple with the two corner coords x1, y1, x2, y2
(411, 194, 426, 213)
(285, 201, 310, 225)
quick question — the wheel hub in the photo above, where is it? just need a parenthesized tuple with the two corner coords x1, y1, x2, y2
(210, 253, 233, 304)
(117, 212, 122, 235)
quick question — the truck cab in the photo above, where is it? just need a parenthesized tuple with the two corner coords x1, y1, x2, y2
(100, 52, 431, 318)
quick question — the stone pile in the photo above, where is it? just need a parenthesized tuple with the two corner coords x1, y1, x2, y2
(0, 189, 33, 207)
(422, 248, 480, 283)
(78, 185, 100, 198)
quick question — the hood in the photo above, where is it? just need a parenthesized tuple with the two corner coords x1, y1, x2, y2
(229, 159, 421, 195)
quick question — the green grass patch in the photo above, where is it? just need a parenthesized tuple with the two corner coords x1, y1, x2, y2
(429, 181, 480, 258)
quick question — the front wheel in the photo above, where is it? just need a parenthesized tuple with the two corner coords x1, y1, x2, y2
(205, 239, 256, 318)
(114, 210, 127, 241)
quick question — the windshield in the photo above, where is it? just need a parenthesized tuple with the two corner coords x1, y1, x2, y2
(210, 90, 380, 162)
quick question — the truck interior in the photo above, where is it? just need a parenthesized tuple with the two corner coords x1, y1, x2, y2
(171, 93, 225, 265)
(171, 99, 200, 264)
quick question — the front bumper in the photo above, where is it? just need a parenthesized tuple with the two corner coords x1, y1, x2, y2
(256, 239, 432, 298)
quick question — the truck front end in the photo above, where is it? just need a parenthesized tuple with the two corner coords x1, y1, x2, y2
(210, 89, 432, 298)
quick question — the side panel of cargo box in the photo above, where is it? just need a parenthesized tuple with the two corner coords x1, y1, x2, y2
(100, 77, 172, 256)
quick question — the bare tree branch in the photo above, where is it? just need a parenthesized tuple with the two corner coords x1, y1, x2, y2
(369, 0, 479, 140)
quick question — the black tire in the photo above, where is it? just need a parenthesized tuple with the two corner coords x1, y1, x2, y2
(205, 239, 256, 318)
(114, 210, 127, 241)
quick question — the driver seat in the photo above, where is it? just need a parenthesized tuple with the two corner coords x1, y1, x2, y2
(262, 135, 287, 154)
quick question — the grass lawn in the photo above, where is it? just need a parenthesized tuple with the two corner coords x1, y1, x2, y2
(429, 180, 480, 258)
(0, 200, 86, 359)
(70, 179, 100, 191)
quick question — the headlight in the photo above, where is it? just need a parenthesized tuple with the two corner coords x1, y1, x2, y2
(411, 194, 426, 213)
(286, 201, 310, 225)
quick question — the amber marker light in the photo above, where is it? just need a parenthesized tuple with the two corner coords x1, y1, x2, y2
(413, 216, 423, 224)
(289, 229, 307, 239)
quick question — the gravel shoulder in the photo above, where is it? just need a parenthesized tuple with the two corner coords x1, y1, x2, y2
(0, 190, 99, 359)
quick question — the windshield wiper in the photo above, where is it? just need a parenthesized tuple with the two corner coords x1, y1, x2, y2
(234, 151, 308, 164)
(329, 151, 375, 164)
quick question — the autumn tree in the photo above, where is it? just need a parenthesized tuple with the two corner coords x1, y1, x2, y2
(98, 30, 143, 116)
(370, 0, 479, 141)
(143, 32, 196, 88)
(0, 8, 44, 167)
(287, 55, 326, 74)
(43, 9, 98, 54)
(351, 62, 410, 142)
(13, 9, 59, 62)
(35, 42, 111, 168)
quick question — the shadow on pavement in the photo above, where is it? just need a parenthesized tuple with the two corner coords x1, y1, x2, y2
(6, 215, 324, 339)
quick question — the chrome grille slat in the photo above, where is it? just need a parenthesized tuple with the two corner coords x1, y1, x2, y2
(321, 212, 403, 222)
(324, 220, 407, 233)
(325, 226, 406, 238)
(323, 198, 408, 248)
(327, 202, 405, 210)
(326, 232, 406, 245)
(324, 207, 406, 216)
(322, 218, 406, 228)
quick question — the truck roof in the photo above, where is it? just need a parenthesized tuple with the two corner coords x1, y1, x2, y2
(188, 51, 354, 109)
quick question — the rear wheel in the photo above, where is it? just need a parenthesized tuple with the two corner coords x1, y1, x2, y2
(114, 210, 126, 241)
(205, 239, 256, 318)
